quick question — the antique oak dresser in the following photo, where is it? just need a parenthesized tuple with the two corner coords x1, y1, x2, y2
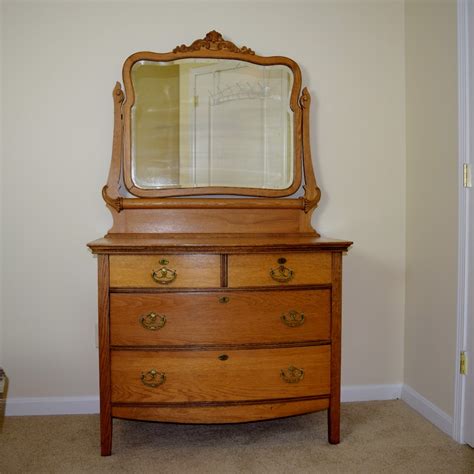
(88, 31, 352, 456)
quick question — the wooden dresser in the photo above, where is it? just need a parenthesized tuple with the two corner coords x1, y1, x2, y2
(88, 31, 351, 456)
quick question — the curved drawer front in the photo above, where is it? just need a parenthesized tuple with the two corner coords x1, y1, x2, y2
(111, 345, 330, 403)
(110, 290, 330, 346)
(227, 252, 332, 287)
(109, 254, 221, 288)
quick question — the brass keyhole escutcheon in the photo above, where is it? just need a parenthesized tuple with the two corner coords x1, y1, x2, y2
(218, 354, 229, 361)
(278, 257, 287, 264)
(219, 296, 230, 304)
(159, 258, 169, 265)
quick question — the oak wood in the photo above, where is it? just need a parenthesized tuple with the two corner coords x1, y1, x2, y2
(111, 398, 329, 423)
(105, 208, 309, 235)
(109, 254, 221, 288)
(228, 252, 332, 287)
(220, 254, 227, 287)
(329, 252, 342, 444)
(98, 255, 112, 456)
(103, 83, 124, 204)
(110, 290, 331, 346)
(120, 197, 305, 210)
(111, 341, 330, 351)
(300, 88, 321, 214)
(111, 346, 330, 403)
(88, 234, 353, 255)
(110, 284, 332, 294)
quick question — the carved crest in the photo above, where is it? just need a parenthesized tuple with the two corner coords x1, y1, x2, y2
(173, 30, 255, 55)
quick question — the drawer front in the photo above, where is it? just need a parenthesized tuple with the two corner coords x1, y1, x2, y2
(111, 345, 330, 403)
(228, 252, 332, 287)
(109, 255, 221, 288)
(110, 290, 330, 346)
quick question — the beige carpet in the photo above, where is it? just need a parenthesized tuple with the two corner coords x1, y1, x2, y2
(0, 400, 473, 473)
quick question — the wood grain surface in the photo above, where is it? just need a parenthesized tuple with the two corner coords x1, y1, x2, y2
(111, 345, 330, 403)
(109, 254, 220, 288)
(228, 252, 332, 287)
(88, 234, 353, 255)
(111, 397, 329, 423)
(98, 255, 112, 456)
(329, 252, 342, 444)
(110, 290, 330, 346)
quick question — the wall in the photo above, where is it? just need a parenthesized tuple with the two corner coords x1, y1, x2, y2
(404, 0, 459, 416)
(1, 1, 406, 404)
(0, 0, 3, 369)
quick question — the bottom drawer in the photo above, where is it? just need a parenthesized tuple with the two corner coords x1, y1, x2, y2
(111, 345, 330, 403)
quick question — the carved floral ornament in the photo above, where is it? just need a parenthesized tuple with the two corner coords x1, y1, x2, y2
(173, 30, 255, 55)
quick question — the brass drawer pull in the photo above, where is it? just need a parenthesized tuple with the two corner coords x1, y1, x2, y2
(151, 259, 177, 285)
(280, 366, 304, 384)
(270, 258, 294, 283)
(141, 369, 166, 388)
(140, 312, 166, 331)
(281, 310, 305, 327)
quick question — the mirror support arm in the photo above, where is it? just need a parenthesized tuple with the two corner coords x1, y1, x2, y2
(102, 82, 125, 212)
(300, 87, 321, 214)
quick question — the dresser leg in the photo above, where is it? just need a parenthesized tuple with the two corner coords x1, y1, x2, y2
(98, 255, 112, 456)
(100, 414, 113, 456)
(329, 252, 342, 445)
(328, 404, 340, 444)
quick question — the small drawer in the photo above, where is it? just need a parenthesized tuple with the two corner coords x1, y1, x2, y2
(111, 345, 330, 403)
(110, 289, 330, 346)
(109, 255, 221, 288)
(227, 252, 332, 287)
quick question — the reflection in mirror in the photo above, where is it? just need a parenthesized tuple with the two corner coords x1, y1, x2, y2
(131, 59, 294, 190)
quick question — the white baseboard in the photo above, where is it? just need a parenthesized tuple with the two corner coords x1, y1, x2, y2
(4, 396, 99, 416)
(2, 385, 454, 441)
(401, 384, 453, 436)
(342, 383, 402, 402)
(3, 384, 402, 416)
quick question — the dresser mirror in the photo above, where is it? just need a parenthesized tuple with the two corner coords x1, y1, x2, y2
(130, 59, 294, 191)
(118, 31, 306, 199)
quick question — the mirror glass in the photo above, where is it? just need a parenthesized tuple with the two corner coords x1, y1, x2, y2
(131, 58, 294, 190)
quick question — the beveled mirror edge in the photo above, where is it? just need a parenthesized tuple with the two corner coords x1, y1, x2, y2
(121, 31, 303, 198)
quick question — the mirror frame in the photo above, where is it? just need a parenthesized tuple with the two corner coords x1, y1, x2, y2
(121, 31, 303, 198)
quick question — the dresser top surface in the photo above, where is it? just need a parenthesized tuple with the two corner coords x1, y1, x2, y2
(88, 234, 352, 254)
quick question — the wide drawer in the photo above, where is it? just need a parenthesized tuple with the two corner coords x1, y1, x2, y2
(109, 254, 221, 288)
(111, 345, 330, 403)
(227, 252, 332, 287)
(110, 290, 330, 346)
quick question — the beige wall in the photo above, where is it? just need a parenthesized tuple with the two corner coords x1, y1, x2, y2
(2, 1, 406, 399)
(404, 0, 459, 416)
(0, 0, 3, 368)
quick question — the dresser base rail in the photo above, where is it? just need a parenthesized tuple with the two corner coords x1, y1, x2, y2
(111, 397, 330, 424)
